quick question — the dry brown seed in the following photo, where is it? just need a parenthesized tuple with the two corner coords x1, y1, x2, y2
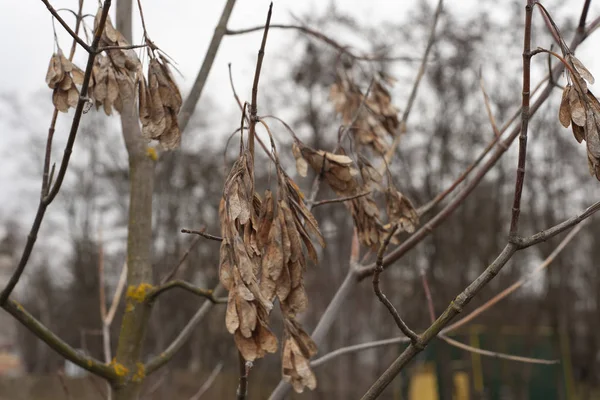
(236, 297, 257, 338)
(385, 188, 419, 234)
(219, 241, 234, 290)
(67, 86, 79, 108)
(568, 86, 586, 127)
(261, 218, 284, 281)
(282, 338, 317, 393)
(45, 53, 64, 89)
(71, 66, 84, 86)
(292, 142, 308, 177)
(52, 89, 70, 113)
(234, 330, 259, 362)
(572, 123, 585, 143)
(571, 55, 595, 85)
(559, 85, 572, 128)
(276, 261, 291, 302)
(287, 285, 308, 315)
(256, 322, 278, 354)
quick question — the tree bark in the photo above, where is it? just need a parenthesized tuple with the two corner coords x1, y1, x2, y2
(113, 1, 155, 398)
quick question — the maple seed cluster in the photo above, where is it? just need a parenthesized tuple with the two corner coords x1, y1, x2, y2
(139, 57, 183, 150)
(45, 50, 85, 113)
(220, 138, 324, 392)
(330, 76, 399, 154)
(292, 140, 418, 249)
(44, 7, 182, 150)
(558, 54, 600, 180)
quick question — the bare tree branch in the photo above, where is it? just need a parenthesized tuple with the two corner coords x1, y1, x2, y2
(247, 2, 273, 161)
(360, 5, 595, 394)
(447, 222, 585, 332)
(511, 200, 600, 249)
(1, 0, 112, 305)
(311, 222, 585, 369)
(226, 25, 419, 62)
(181, 228, 223, 242)
(373, 225, 419, 344)
(144, 285, 225, 376)
(178, 0, 237, 132)
(421, 259, 559, 366)
(236, 352, 250, 400)
(311, 336, 409, 368)
(311, 190, 371, 208)
(361, 243, 517, 399)
(40, 0, 92, 53)
(148, 280, 227, 304)
(508, 1, 535, 236)
(160, 236, 202, 284)
(189, 362, 224, 400)
(382, 0, 444, 168)
(3, 300, 118, 380)
(106, 263, 127, 326)
(441, 335, 559, 365)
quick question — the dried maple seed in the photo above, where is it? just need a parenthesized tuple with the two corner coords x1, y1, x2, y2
(557, 54, 600, 180)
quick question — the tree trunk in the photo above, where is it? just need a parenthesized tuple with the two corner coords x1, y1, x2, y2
(113, 1, 155, 398)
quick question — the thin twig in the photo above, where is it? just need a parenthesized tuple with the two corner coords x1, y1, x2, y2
(96, 227, 112, 400)
(142, 370, 169, 398)
(144, 285, 225, 375)
(247, 2, 273, 162)
(508, 1, 534, 236)
(312, 191, 371, 207)
(135, 0, 151, 45)
(1, 0, 111, 305)
(87, 375, 108, 400)
(147, 280, 227, 304)
(96, 43, 148, 53)
(105, 263, 127, 326)
(236, 352, 250, 400)
(510, 200, 600, 249)
(189, 362, 224, 400)
(181, 228, 223, 242)
(382, 0, 444, 169)
(161, 236, 202, 284)
(373, 225, 420, 344)
(40, 0, 92, 53)
(421, 272, 436, 324)
(442, 335, 558, 364)
(57, 371, 72, 400)
(310, 336, 410, 368)
(578, 0, 592, 31)
(479, 70, 501, 137)
(226, 24, 420, 62)
(98, 229, 107, 323)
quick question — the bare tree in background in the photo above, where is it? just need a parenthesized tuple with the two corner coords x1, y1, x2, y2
(2, 0, 600, 399)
